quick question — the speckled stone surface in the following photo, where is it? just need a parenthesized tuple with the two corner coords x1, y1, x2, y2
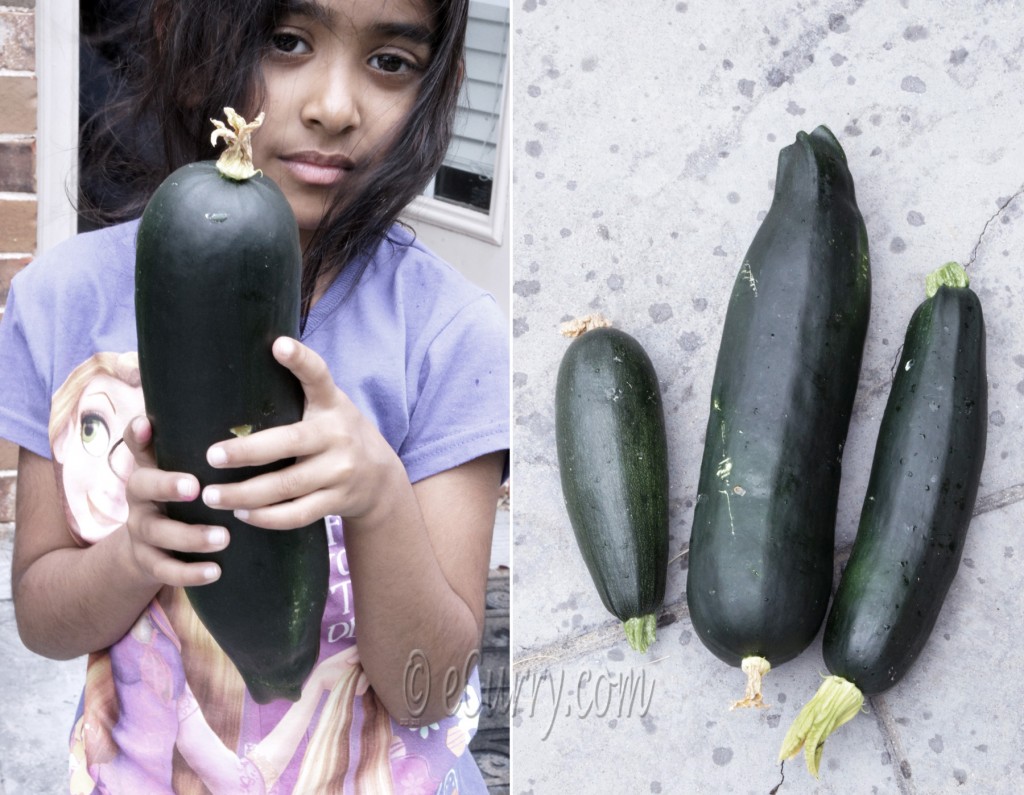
(511, 1, 1024, 793)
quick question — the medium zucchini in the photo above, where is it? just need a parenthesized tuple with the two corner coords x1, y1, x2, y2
(686, 126, 871, 707)
(780, 262, 987, 777)
(135, 109, 328, 704)
(555, 317, 669, 652)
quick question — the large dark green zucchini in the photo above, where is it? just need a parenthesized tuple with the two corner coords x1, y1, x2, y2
(686, 126, 871, 706)
(780, 262, 987, 777)
(555, 320, 669, 652)
(135, 110, 328, 704)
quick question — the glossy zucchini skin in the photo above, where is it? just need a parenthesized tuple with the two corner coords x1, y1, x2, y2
(686, 126, 871, 668)
(555, 327, 669, 645)
(823, 282, 986, 696)
(135, 160, 328, 704)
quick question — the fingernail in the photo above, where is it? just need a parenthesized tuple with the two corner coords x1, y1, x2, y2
(203, 565, 220, 582)
(234, 508, 250, 521)
(204, 487, 221, 507)
(206, 527, 226, 546)
(277, 337, 295, 357)
(207, 446, 228, 466)
(177, 478, 196, 499)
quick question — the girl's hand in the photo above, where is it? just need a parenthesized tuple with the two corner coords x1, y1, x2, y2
(200, 337, 400, 530)
(123, 415, 229, 587)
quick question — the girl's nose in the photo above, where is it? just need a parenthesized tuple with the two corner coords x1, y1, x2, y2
(301, 62, 362, 135)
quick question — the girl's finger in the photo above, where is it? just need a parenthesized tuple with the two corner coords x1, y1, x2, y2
(128, 465, 201, 504)
(122, 414, 155, 462)
(206, 420, 330, 470)
(134, 513, 230, 557)
(132, 541, 222, 587)
(221, 490, 331, 532)
(203, 454, 344, 511)
(273, 336, 344, 407)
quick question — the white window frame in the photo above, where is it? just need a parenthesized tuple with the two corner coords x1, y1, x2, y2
(403, 57, 510, 248)
(36, 0, 81, 254)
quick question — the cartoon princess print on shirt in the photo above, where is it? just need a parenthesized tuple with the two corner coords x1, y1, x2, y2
(51, 353, 393, 794)
(49, 351, 145, 545)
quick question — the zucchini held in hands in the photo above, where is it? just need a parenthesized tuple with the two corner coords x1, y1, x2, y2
(780, 262, 987, 777)
(135, 109, 329, 704)
(555, 317, 670, 653)
(686, 126, 871, 707)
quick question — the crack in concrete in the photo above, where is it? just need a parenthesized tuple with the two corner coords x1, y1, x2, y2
(971, 480, 1024, 516)
(869, 694, 917, 795)
(966, 186, 1024, 268)
(514, 599, 688, 679)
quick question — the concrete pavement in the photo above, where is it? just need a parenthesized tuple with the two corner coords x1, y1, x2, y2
(510, 2, 1024, 792)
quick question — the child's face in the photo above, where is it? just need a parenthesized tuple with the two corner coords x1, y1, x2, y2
(252, 0, 434, 242)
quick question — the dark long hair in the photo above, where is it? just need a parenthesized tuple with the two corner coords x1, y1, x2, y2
(79, 0, 468, 318)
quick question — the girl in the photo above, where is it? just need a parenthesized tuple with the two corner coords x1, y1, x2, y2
(0, 0, 508, 792)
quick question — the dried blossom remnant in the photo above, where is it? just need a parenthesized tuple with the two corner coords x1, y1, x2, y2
(211, 108, 266, 181)
(729, 655, 771, 709)
(559, 314, 612, 338)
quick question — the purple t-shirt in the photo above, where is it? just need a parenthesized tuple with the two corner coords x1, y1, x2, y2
(0, 220, 509, 794)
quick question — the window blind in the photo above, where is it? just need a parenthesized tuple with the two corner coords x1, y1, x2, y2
(444, 0, 509, 180)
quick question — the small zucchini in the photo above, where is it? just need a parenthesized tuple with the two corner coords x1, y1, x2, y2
(780, 262, 987, 777)
(686, 126, 871, 707)
(555, 316, 669, 652)
(135, 110, 328, 704)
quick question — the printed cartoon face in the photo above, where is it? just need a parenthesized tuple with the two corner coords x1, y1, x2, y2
(251, 0, 433, 238)
(53, 372, 145, 543)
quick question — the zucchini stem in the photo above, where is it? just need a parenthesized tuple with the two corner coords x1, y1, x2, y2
(210, 107, 265, 181)
(730, 655, 771, 709)
(778, 675, 864, 778)
(623, 614, 657, 653)
(925, 261, 969, 298)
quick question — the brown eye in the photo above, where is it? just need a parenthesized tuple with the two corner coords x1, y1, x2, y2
(371, 53, 412, 73)
(271, 32, 311, 55)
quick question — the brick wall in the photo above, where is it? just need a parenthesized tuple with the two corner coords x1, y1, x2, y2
(0, 0, 36, 523)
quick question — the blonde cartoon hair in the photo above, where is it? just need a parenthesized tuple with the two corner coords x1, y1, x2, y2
(164, 586, 248, 795)
(48, 351, 141, 449)
(292, 670, 394, 793)
(80, 652, 119, 764)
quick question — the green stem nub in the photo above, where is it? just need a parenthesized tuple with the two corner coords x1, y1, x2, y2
(778, 675, 864, 778)
(623, 614, 656, 653)
(210, 107, 265, 181)
(925, 261, 969, 298)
